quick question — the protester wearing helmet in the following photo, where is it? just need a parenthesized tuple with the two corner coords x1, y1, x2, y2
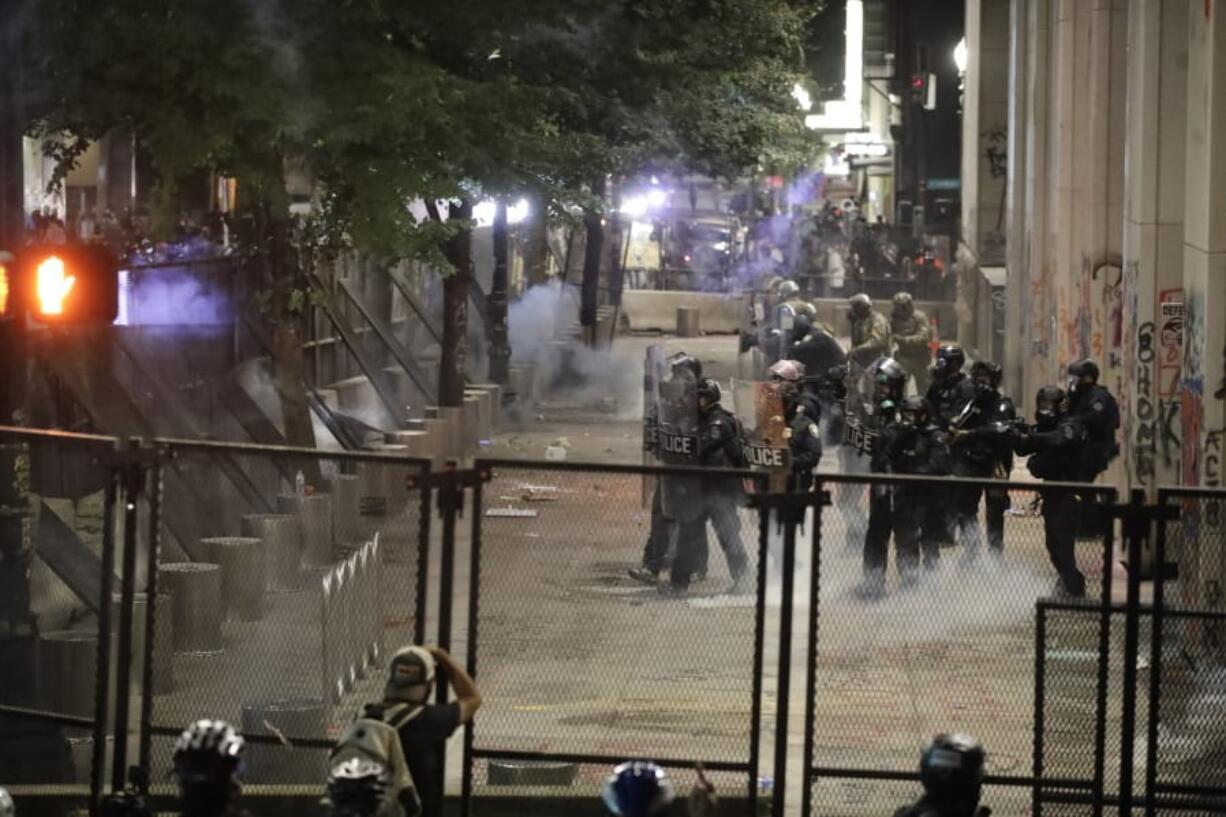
(601, 761, 674, 817)
(0, 788, 14, 817)
(1066, 358, 1120, 479)
(663, 378, 751, 598)
(379, 646, 481, 817)
(876, 396, 951, 586)
(894, 734, 989, 817)
(948, 361, 1017, 559)
(924, 344, 975, 430)
(769, 359, 823, 492)
(172, 719, 247, 817)
(1014, 387, 1090, 597)
(847, 294, 892, 369)
(890, 292, 934, 393)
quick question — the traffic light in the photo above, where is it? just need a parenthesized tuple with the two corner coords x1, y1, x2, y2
(0, 253, 11, 321)
(911, 73, 937, 110)
(19, 244, 119, 324)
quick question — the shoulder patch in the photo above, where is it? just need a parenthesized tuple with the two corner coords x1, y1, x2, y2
(809, 423, 819, 438)
(1092, 400, 1105, 412)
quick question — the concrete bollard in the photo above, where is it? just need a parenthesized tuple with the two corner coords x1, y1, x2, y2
(328, 474, 362, 544)
(462, 394, 482, 450)
(38, 631, 99, 718)
(241, 514, 301, 592)
(200, 537, 266, 622)
(160, 563, 224, 654)
(676, 306, 701, 337)
(277, 493, 334, 567)
(110, 592, 175, 695)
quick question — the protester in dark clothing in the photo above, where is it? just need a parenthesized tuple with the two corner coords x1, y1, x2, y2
(381, 646, 481, 817)
(885, 396, 953, 580)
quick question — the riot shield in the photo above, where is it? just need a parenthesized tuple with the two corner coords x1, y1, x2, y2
(733, 380, 792, 493)
(738, 293, 767, 379)
(642, 344, 667, 507)
(838, 360, 878, 473)
(656, 364, 703, 522)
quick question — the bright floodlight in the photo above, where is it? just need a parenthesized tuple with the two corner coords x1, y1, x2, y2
(621, 195, 649, 217)
(954, 37, 968, 75)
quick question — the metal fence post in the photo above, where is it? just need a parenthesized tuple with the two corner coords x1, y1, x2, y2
(748, 498, 770, 816)
(89, 472, 119, 816)
(772, 502, 799, 817)
(1092, 489, 1117, 817)
(1033, 602, 1048, 817)
(1143, 490, 1171, 817)
(414, 466, 432, 646)
(137, 460, 163, 789)
(461, 477, 484, 817)
(801, 489, 830, 817)
(1117, 489, 1146, 817)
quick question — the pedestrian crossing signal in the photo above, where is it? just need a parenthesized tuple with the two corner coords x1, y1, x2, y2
(20, 244, 118, 324)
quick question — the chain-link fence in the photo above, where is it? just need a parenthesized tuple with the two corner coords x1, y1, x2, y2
(0, 428, 430, 815)
(801, 475, 1118, 817)
(463, 460, 769, 816)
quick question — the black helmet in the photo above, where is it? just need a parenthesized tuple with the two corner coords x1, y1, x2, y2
(666, 352, 702, 381)
(1067, 358, 1099, 394)
(326, 758, 389, 817)
(920, 733, 986, 817)
(934, 345, 966, 378)
(697, 378, 722, 406)
(173, 719, 245, 785)
(873, 358, 907, 406)
(601, 761, 675, 817)
(793, 312, 813, 340)
(1067, 358, 1100, 382)
(899, 395, 929, 426)
(1035, 386, 1067, 425)
(969, 360, 1002, 397)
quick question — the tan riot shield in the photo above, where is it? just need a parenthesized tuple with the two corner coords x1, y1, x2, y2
(733, 380, 792, 493)
(642, 344, 667, 507)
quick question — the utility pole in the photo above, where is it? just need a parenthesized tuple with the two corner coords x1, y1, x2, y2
(487, 199, 511, 384)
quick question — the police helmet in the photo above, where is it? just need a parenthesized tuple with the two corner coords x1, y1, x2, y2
(899, 395, 930, 425)
(697, 378, 722, 406)
(1067, 358, 1099, 393)
(601, 761, 675, 817)
(796, 301, 818, 320)
(326, 758, 389, 817)
(0, 787, 12, 817)
(385, 645, 436, 705)
(768, 359, 806, 383)
(934, 344, 966, 377)
(793, 312, 813, 340)
(777, 280, 800, 301)
(173, 719, 245, 786)
(1035, 386, 1067, 424)
(891, 291, 914, 315)
(873, 358, 908, 404)
(970, 360, 1003, 396)
(919, 733, 985, 815)
(666, 352, 703, 381)
(848, 293, 872, 316)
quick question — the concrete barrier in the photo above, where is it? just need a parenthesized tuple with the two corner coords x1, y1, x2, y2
(242, 513, 301, 592)
(277, 493, 334, 567)
(327, 474, 363, 544)
(160, 563, 223, 654)
(620, 290, 747, 334)
(200, 537, 266, 622)
(466, 383, 503, 431)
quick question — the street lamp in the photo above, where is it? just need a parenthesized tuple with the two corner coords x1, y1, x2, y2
(953, 37, 968, 76)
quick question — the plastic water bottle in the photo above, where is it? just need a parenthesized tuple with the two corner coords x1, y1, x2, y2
(295, 470, 305, 497)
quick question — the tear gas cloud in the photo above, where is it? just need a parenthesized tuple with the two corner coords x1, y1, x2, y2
(508, 280, 642, 418)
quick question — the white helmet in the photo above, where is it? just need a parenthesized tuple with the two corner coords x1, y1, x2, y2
(385, 645, 436, 704)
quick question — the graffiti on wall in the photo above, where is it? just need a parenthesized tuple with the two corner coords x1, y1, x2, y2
(1104, 264, 1124, 375)
(1181, 287, 1206, 489)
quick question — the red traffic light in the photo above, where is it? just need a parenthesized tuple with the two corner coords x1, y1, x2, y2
(19, 244, 118, 324)
(911, 74, 926, 88)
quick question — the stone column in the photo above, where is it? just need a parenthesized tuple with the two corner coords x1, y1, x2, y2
(1003, 0, 1029, 402)
(962, 0, 1011, 268)
(1121, 0, 1189, 495)
(1180, 0, 1226, 609)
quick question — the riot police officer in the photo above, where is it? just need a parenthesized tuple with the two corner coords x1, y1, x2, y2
(885, 396, 952, 582)
(890, 292, 934, 393)
(790, 313, 847, 380)
(1014, 387, 1089, 598)
(893, 734, 989, 817)
(847, 293, 892, 370)
(925, 344, 975, 429)
(665, 378, 751, 597)
(1066, 358, 1120, 480)
(949, 361, 1017, 559)
(857, 358, 908, 600)
(768, 359, 823, 491)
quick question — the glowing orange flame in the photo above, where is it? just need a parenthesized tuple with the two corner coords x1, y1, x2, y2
(36, 256, 75, 315)
(0, 265, 9, 316)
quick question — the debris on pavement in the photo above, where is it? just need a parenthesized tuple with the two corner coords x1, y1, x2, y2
(485, 507, 538, 518)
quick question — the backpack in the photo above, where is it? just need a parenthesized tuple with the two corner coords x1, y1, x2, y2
(328, 704, 423, 817)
